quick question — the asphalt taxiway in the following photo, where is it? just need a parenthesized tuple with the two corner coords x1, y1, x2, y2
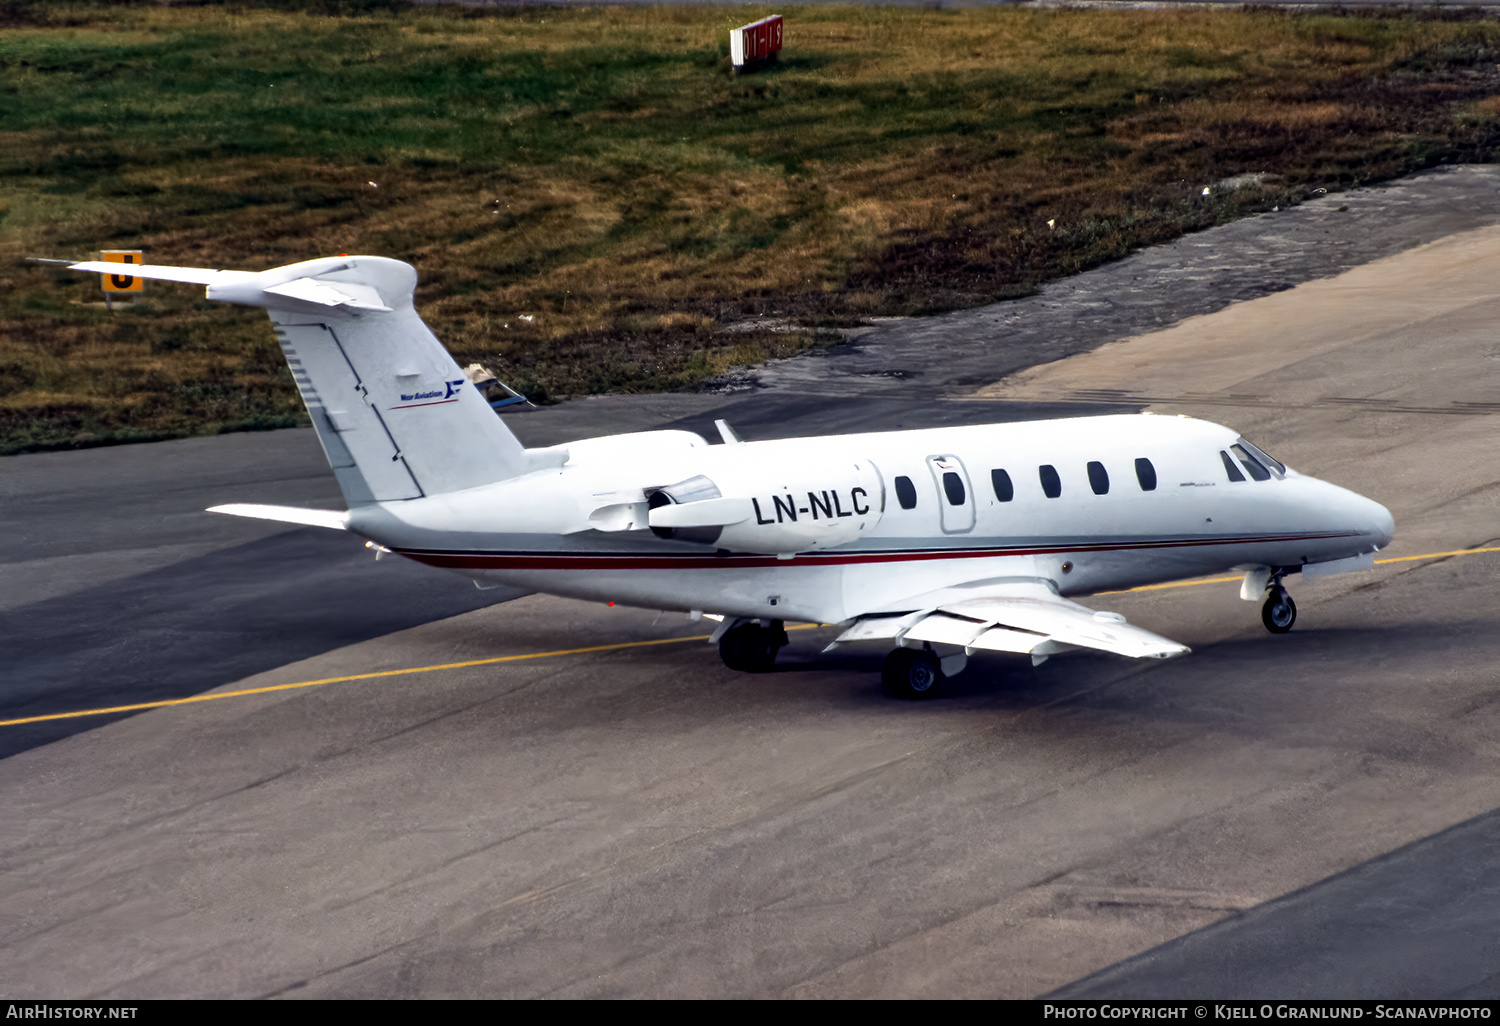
(2, 167, 1498, 998)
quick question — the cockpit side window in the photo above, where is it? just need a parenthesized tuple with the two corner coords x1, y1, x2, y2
(1236, 438, 1285, 477)
(1230, 443, 1272, 482)
(1220, 450, 1246, 482)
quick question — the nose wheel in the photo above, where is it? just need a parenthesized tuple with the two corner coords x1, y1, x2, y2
(1261, 587, 1297, 634)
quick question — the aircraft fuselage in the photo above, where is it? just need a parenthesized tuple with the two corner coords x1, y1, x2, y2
(348, 413, 1394, 624)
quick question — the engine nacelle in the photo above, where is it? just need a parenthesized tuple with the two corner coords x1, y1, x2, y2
(646, 460, 884, 554)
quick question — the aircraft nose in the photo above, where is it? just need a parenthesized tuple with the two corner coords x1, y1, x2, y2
(1360, 495, 1395, 549)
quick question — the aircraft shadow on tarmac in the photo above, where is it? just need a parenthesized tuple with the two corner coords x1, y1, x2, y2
(0, 528, 526, 760)
(769, 620, 1497, 732)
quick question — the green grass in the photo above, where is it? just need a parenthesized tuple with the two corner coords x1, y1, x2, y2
(3, 1, 1500, 453)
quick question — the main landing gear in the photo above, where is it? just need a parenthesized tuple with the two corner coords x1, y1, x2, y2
(882, 647, 943, 700)
(718, 619, 788, 673)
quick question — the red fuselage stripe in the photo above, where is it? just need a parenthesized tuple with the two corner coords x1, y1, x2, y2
(394, 532, 1358, 572)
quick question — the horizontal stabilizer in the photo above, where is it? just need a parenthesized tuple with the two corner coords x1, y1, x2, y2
(66, 261, 252, 287)
(262, 276, 392, 312)
(207, 503, 349, 531)
(68, 260, 393, 313)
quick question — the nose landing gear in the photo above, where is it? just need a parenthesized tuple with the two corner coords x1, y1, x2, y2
(1261, 585, 1297, 634)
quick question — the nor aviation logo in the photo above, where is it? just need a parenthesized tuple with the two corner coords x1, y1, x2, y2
(392, 379, 466, 408)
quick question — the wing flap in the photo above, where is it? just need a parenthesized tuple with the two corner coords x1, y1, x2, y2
(825, 611, 925, 651)
(832, 611, 924, 644)
(836, 586, 1189, 663)
(966, 625, 1049, 655)
(939, 595, 1188, 660)
(902, 611, 990, 648)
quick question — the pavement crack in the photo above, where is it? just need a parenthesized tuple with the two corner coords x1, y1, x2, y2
(319, 812, 585, 914)
(255, 935, 418, 999)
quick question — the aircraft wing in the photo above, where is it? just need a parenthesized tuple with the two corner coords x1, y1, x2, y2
(831, 582, 1189, 665)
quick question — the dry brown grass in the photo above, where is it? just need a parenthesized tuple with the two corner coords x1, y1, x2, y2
(2, 2, 1499, 452)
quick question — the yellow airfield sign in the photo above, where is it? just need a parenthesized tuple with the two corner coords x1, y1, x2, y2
(99, 250, 144, 293)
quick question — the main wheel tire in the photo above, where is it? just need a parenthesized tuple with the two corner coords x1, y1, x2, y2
(882, 648, 943, 700)
(719, 623, 781, 673)
(1261, 589, 1297, 634)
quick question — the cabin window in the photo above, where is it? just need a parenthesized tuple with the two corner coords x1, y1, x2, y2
(991, 468, 1014, 502)
(894, 475, 918, 510)
(1237, 438, 1285, 476)
(1039, 464, 1062, 498)
(1221, 450, 1246, 482)
(1230, 444, 1272, 482)
(1087, 461, 1109, 495)
(1135, 457, 1157, 491)
(942, 472, 966, 506)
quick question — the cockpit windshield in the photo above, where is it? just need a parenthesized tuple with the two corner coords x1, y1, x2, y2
(1229, 444, 1271, 482)
(1235, 438, 1285, 477)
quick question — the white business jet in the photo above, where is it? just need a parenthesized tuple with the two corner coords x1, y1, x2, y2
(66, 255, 1394, 698)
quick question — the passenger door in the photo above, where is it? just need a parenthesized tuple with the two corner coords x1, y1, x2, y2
(926, 454, 976, 534)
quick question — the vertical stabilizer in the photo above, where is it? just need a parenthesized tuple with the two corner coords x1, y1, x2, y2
(69, 255, 531, 504)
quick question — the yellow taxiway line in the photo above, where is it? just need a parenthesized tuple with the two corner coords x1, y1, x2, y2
(0, 633, 714, 728)
(4, 547, 1496, 729)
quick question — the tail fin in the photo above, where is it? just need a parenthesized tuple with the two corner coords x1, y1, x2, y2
(70, 255, 530, 505)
